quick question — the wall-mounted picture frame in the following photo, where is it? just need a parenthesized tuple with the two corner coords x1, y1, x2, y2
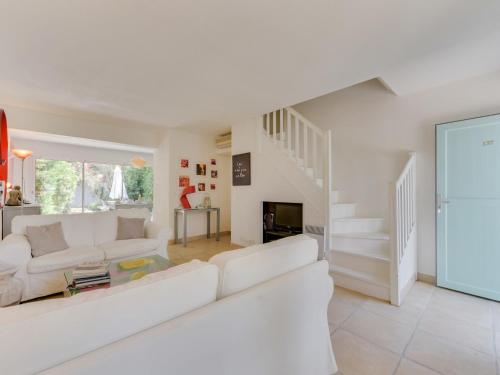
(232, 152, 251, 186)
(210, 183, 216, 190)
(196, 163, 206, 176)
(198, 182, 206, 192)
(211, 159, 216, 165)
(180, 159, 189, 168)
(211, 170, 218, 178)
(179, 175, 190, 187)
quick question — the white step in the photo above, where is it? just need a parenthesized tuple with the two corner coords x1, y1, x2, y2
(331, 250, 389, 282)
(330, 265, 390, 301)
(331, 217, 385, 234)
(332, 203, 356, 219)
(331, 232, 390, 259)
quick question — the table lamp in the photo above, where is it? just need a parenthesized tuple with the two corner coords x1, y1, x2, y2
(12, 149, 33, 206)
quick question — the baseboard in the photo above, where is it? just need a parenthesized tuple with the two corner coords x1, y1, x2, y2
(399, 273, 417, 303)
(417, 272, 436, 285)
(168, 231, 231, 245)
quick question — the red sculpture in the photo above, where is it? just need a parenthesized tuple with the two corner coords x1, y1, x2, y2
(180, 185, 196, 208)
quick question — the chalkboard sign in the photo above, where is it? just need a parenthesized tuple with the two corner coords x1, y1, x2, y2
(232, 152, 251, 186)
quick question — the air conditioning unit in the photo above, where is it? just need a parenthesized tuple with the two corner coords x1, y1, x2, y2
(215, 132, 231, 154)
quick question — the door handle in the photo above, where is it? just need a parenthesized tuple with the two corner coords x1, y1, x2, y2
(437, 194, 450, 214)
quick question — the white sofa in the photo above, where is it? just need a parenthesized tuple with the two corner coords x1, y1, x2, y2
(0, 234, 337, 375)
(0, 208, 168, 301)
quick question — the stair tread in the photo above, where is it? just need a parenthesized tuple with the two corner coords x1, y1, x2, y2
(331, 247, 390, 262)
(333, 217, 384, 222)
(331, 265, 389, 287)
(332, 232, 390, 241)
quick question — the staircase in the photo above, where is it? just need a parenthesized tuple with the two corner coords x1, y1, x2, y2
(260, 107, 417, 305)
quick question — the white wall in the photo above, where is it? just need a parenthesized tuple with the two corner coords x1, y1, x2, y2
(231, 118, 321, 247)
(168, 129, 231, 240)
(8, 137, 154, 203)
(293, 71, 500, 277)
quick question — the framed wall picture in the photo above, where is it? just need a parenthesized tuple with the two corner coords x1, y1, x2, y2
(180, 159, 189, 168)
(211, 170, 218, 178)
(232, 152, 251, 186)
(210, 183, 216, 190)
(211, 159, 216, 165)
(198, 182, 206, 192)
(196, 163, 206, 176)
(179, 175, 190, 187)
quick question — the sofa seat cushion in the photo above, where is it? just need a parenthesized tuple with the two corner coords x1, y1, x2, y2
(27, 246, 104, 274)
(98, 238, 159, 260)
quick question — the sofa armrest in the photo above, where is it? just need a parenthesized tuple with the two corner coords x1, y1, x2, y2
(0, 234, 32, 268)
(145, 222, 169, 257)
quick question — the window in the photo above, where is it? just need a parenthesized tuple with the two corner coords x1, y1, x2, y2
(35, 159, 153, 215)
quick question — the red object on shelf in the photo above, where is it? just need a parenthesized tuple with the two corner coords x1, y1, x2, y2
(180, 185, 196, 208)
(0, 109, 8, 200)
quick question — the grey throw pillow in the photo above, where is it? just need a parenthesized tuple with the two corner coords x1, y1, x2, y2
(116, 217, 145, 240)
(26, 222, 69, 257)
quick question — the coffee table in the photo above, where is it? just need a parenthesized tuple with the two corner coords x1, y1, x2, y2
(64, 255, 171, 297)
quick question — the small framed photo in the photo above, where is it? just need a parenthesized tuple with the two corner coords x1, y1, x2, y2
(196, 163, 206, 176)
(179, 175, 190, 187)
(210, 183, 216, 190)
(180, 159, 189, 168)
(211, 170, 218, 178)
(198, 183, 206, 192)
(211, 159, 216, 165)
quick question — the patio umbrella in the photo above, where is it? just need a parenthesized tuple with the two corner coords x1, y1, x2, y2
(109, 165, 129, 201)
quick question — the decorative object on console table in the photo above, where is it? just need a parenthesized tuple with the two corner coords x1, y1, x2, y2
(232, 152, 251, 186)
(0, 110, 8, 203)
(11, 149, 33, 205)
(180, 185, 196, 209)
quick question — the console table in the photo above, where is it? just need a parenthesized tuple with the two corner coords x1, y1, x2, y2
(174, 207, 220, 247)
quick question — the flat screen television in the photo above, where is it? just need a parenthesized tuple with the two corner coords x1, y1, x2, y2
(263, 201, 303, 243)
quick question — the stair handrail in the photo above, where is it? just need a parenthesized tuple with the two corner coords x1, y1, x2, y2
(390, 152, 417, 305)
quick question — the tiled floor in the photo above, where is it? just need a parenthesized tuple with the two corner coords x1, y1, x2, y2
(167, 234, 241, 265)
(329, 282, 500, 375)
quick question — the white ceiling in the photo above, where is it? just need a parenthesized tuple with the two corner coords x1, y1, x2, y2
(1, 1, 500, 132)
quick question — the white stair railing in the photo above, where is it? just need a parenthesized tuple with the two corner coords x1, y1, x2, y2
(262, 107, 325, 185)
(390, 152, 417, 306)
(261, 107, 332, 258)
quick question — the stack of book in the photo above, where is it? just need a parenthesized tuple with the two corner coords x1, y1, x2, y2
(72, 261, 111, 289)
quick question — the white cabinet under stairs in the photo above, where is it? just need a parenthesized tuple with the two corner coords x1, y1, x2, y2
(261, 107, 417, 306)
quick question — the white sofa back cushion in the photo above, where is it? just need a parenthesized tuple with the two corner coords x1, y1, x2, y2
(0, 260, 219, 375)
(12, 213, 94, 247)
(209, 234, 318, 298)
(93, 208, 151, 245)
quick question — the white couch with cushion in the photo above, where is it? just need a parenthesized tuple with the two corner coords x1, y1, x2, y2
(0, 234, 337, 375)
(0, 208, 168, 301)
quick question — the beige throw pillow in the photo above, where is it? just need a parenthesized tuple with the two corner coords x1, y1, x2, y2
(116, 217, 145, 240)
(26, 222, 69, 257)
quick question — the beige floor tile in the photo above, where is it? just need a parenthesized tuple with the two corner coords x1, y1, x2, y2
(332, 329, 400, 375)
(395, 359, 440, 375)
(405, 329, 496, 375)
(328, 299, 358, 332)
(362, 297, 423, 327)
(418, 307, 494, 355)
(342, 309, 415, 354)
(331, 286, 368, 308)
(403, 282, 435, 309)
(427, 287, 492, 328)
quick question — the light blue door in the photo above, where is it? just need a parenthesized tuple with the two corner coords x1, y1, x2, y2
(437, 114, 500, 300)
